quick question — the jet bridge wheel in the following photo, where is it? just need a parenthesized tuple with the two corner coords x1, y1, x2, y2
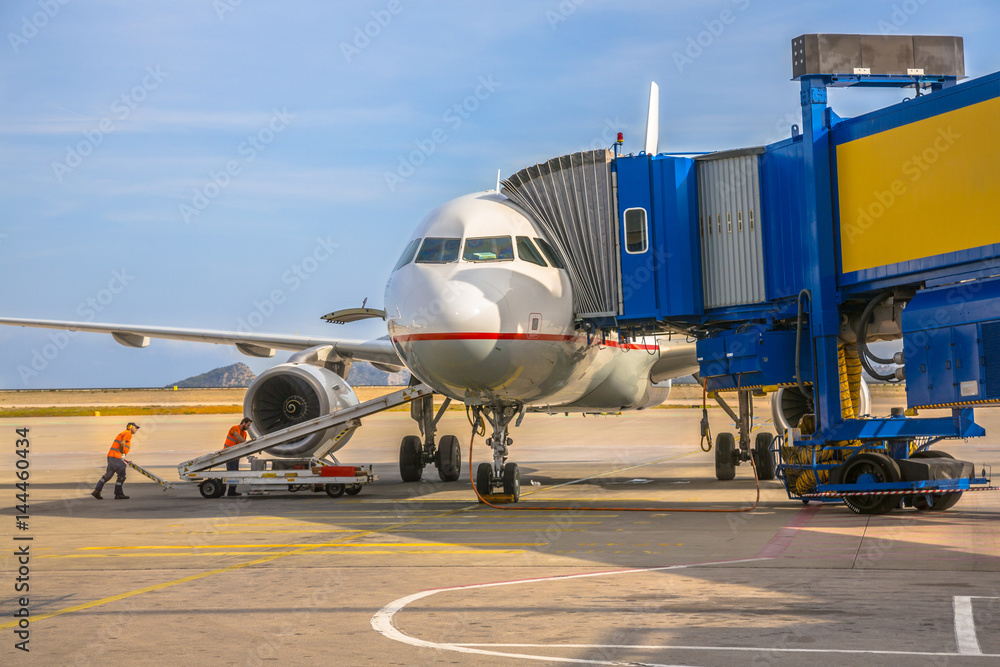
(715, 432, 736, 481)
(435, 435, 462, 482)
(840, 453, 901, 515)
(399, 435, 424, 482)
(752, 432, 776, 481)
(910, 451, 963, 511)
(199, 479, 226, 499)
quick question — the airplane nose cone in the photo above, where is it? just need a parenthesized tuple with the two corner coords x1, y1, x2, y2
(387, 270, 514, 397)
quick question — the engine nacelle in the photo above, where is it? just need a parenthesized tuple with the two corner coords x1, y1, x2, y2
(243, 363, 359, 457)
(771, 378, 871, 432)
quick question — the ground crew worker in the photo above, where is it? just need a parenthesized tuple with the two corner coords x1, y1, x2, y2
(92, 422, 139, 500)
(223, 418, 253, 497)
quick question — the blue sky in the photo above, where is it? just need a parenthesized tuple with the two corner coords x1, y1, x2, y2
(1, 0, 998, 388)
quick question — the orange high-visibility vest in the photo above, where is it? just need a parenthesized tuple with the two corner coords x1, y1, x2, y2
(108, 431, 132, 458)
(224, 425, 247, 448)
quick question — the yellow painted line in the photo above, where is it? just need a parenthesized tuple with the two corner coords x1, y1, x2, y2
(39, 549, 525, 559)
(0, 502, 473, 629)
(77, 542, 536, 550)
(202, 520, 606, 527)
(167, 527, 587, 535)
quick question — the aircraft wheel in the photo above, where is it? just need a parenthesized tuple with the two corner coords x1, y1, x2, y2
(345, 484, 363, 496)
(325, 483, 345, 498)
(715, 432, 736, 481)
(399, 435, 423, 482)
(199, 479, 225, 499)
(502, 462, 520, 502)
(840, 453, 901, 515)
(910, 451, 963, 511)
(476, 462, 493, 495)
(435, 435, 462, 482)
(753, 432, 776, 481)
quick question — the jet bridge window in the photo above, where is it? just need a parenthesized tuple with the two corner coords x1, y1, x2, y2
(516, 236, 547, 267)
(534, 238, 566, 269)
(393, 238, 422, 270)
(623, 208, 648, 254)
(463, 236, 514, 262)
(416, 237, 461, 263)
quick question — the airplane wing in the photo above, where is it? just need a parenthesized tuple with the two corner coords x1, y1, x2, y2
(0, 317, 402, 367)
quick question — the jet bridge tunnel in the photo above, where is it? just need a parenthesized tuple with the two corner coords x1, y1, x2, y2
(502, 34, 1000, 508)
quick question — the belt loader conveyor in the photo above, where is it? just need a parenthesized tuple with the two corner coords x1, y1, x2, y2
(124, 383, 435, 498)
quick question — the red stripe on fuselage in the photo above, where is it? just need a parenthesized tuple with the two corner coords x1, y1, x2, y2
(390, 332, 659, 351)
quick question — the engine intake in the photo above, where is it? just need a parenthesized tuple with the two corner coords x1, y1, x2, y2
(243, 363, 359, 457)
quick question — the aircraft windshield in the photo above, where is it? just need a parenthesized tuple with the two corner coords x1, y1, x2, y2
(516, 236, 547, 266)
(463, 236, 514, 262)
(416, 238, 461, 263)
(393, 238, 421, 270)
(534, 237, 566, 269)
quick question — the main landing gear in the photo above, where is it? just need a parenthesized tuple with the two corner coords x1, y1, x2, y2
(713, 389, 776, 482)
(470, 403, 523, 502)
(398, 390, 462, 483)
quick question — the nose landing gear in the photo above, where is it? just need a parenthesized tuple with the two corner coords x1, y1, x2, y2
(470, 403, 524, 502)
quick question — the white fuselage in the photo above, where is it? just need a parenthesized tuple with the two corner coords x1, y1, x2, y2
(384, 192, 694, 410)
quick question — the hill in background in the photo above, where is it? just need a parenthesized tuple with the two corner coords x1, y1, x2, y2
(347, 362, 410, 386)
(169, 363, 256, 388)
(169, 361, 409, 388)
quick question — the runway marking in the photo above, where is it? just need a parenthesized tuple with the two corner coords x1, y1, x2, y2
(162, 527, 588, 535)
(0, 503, 475, 630)
(371, 558, 769, 665)
(38, 549, 526, 558)
(76, 542, 535, 549)
(755, 503, 820, 558)
(954, 596, 993, 655)
(198, 520, 606, 527)
(371, 559, 1000, 663)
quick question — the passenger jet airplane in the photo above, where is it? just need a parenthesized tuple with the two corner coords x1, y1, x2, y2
(0, 84, 711, 501)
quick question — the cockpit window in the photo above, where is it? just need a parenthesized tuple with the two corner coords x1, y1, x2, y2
(415, 237, 461, 263)
(516, 236, 547, 267)
(534, 237, 566, 269)
(463, 236, 514, 262)
(393, 238, 421, 271)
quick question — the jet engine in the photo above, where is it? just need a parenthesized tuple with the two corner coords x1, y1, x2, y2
(243, 363, 359, 457)
(770, 378, 871, 432)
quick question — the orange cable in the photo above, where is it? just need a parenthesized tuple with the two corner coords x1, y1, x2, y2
(467, 429, 760, 513)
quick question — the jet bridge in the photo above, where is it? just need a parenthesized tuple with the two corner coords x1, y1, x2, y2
(504, 34, 1000, 512)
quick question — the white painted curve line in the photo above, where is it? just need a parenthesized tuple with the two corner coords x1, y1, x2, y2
(954, 596, 983, 655)
(371, 558, 768, 665)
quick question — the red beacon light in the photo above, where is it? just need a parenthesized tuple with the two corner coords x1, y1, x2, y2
(616, 132, 624, 145)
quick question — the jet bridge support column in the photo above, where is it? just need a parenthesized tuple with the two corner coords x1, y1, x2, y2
(799, 76, 845, 436)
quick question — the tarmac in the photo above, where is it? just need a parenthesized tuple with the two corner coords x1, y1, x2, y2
(2, 398, 999, 665)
